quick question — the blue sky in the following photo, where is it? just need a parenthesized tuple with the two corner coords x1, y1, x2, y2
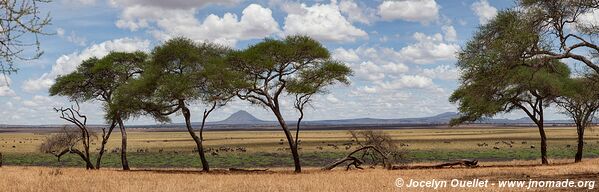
(1, 0, 572, 125)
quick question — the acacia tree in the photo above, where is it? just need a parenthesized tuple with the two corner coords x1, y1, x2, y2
(288, 61, 351, 146)
(228, 35, 352, 172)
(116, 37, 234, 172)
(555, 75, 599, 162)
(450, 11, 570, 165)
(517, 0, 599, 73)
(49, 51, 147, 170)
(0, 0, 51, 74)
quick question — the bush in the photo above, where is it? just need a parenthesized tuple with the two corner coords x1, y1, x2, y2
(349, 130, 406, 165)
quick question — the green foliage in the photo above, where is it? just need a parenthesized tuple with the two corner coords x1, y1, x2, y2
(228, 35, 352, 107)
(116, 37, 236, 122)
(49, 51, 148, 122)
(555, 74, 599, 126)
(449, 10, 571, 125)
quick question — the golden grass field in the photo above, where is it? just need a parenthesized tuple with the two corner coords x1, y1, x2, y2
(1, 158, 598, 192)
(1, 127, 599, 191)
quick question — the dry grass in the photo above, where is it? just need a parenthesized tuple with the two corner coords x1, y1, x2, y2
(2, 158, 598, 192)
(3, 127, 599, 154)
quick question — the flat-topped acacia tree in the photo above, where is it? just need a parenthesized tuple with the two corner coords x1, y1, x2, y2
(449, 11, 570, 165)
(555, 75, 599, 163)
(227, 35, 352, 173)
(115, 37, 236, 172)
(49, 51, 147, 170)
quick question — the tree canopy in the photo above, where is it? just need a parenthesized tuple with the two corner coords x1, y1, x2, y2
(228, 35, 352, 172)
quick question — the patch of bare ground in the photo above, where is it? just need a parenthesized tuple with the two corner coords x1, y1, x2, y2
(1, 158, 598, 192)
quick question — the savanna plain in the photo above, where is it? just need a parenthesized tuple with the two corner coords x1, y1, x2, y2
(1, 127, 599, 191)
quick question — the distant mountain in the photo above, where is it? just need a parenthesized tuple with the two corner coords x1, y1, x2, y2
(213, 110, 269, 124)
(1, 110, 577, 130)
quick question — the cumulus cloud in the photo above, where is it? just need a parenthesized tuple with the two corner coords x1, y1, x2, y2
(338, 0, 376, 24)
(22, 38, 151, 93)
(378, 75, 434, 89)
(419, 65, 460, 80)
(378, 0, 439, 24)
(332, 48, 360, 62)
(22, 95, 56, 107)
(283, 1, 368, 42)
(355, 61, 409, 81)
(442, 25, 457, 41)
(471, 0, 497, 25)
(114, 3, 279, 47)
(396, 32, 459, 64)
(0, 76, 16, 97)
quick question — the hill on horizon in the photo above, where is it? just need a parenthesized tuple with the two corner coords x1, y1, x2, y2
(213, 110, 268, 124)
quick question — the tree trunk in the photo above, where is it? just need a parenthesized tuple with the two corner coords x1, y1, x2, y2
(117, 116, 130, 170)
(67, 148, 95, 169)
(181, 102, 209, 172)
(538, 108, 548, 165)
(0, 152, 3, 167)
(95, 120, 116, 169)
(575, 124, 585, 163)
(271, 107, 301, 173)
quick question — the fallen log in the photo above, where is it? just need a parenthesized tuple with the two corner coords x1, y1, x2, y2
(391, 159, 478, 170)
(322, 146, 388, 171)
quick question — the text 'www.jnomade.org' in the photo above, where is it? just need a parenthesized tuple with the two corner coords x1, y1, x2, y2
(394, 178, 595, 190)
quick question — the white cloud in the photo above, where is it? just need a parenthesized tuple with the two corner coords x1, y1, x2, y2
(283, 1, 368, 42)
(338, 0, 376, 24)
(355, 61, 409, 81)
(442, 25, 457, 41)
(378, 0, 439, 24)
(471, 0, 497, 25)
(326, 94, 340, 103)
(378, 75, 434, 89)
(56, 28, 65, 36)
(22, 38, 151, 93)
(396, 32, 459, 64)
(576, 8, 599, 29)
(0, 76, 16, 97)
(115, 3, 280, 47)
(332, 48, 360, 62)
(57, 28, 87, 46)
(22, 95, 55, 107)
(419, 65, 460, 80)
